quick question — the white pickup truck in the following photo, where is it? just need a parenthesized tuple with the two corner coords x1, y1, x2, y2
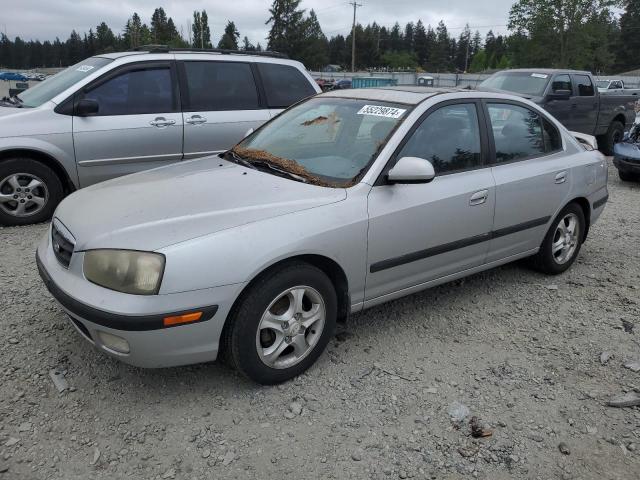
(596, 79, 640, 96)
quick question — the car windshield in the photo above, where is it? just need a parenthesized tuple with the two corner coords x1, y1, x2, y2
(17, 57, 113, 108)
(480, 72, 551, 96)
(233, 97, 409, 187)
(595, 81, 610, 88)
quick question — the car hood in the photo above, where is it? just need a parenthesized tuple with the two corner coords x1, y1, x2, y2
(0, 104, 24, 117)
(55, 157, 347, 251)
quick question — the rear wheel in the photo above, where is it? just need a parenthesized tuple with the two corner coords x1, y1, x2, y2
(600, 120, 624, 155)
(0, 158, 63, 226)
(221, 262, 337, 384)
(531, 203, 585, 275)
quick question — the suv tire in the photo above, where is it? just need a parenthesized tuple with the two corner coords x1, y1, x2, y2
(0, 158, 64, 226)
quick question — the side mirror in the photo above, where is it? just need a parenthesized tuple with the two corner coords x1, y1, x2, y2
(75, 98, 99, 116)
(387, 157, 435, 184)
(548, 90, 571, 100)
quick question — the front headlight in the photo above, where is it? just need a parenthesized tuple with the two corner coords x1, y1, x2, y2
(83, 250, 165, 295)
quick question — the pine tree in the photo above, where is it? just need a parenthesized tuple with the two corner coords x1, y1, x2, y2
(192, 11, 201, 48)
(201, 11, 212, 48)
(299, 10, 329, 70)
(266, 0, 305, 56)
(151, 7, 169, 43)
(618, 0, 640, 72)
(414, 20, 428, 67)
(218, 21, 240, 50)
(242, 36, 256, 51)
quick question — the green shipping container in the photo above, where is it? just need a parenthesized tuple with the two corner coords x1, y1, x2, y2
(351, 77, 398, 88)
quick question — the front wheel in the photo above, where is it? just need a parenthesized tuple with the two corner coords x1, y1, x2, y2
(531, 203, 585, 275)
(221, 262, 337, 384)
(0, 158, 64, 226)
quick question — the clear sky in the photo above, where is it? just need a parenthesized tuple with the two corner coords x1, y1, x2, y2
(1, 0, 515, 44)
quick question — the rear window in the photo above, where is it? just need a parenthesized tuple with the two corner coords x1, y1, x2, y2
(257, 63, 316, 108)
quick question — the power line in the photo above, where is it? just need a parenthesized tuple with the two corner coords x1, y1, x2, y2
(349, 1, 362, 72)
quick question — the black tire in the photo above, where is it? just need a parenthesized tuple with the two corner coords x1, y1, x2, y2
(0, 158, 64, 226)
(600, 121, 624, 156)
(531, 203, 585, 275)
(618, 169, 637, 182)
(221, 262, 337, 384)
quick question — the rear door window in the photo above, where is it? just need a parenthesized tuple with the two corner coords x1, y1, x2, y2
(574, 75, 595, 96)
(182, 61, 259, 111)
(487, 103, 545, 162)
(257, 63, 316, 108)
(541, 117, 562, 153)
(83, 66, 174, 115)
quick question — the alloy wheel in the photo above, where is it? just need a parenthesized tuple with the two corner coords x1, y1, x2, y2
(256, 286, 326, 370)
(0, 173, 49, 217)
(551, 213, 580, 264)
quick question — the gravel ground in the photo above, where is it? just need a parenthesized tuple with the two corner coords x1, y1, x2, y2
(1, 159, 639, 480)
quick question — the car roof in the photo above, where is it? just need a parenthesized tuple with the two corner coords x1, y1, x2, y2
(500, 68, 592, 75)
(95, 49, 297, 64)
(321, 86, 466, 105)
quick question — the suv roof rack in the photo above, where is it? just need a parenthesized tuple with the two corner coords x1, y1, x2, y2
(130, 45, 289, 59)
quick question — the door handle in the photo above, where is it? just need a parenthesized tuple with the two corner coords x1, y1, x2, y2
(469, 189, 489, 206)
(555, 171, 567, 184)
(570, 103, 578, 109)
(186, 115, 207, 125)
(149, 117, 176, 128)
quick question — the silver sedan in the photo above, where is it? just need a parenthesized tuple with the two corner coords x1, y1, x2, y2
(36, 87, 609, 384)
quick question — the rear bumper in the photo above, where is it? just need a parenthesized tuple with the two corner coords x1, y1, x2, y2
(36, 233, 244, 368)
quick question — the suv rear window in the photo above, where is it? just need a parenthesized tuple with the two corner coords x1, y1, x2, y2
(257, 63, 316, 109)
(182, 61, 259, 111)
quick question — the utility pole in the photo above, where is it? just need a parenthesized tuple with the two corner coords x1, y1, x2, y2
(349, 2, 362, 73)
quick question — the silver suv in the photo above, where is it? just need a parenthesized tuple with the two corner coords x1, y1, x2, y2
(0, 47, 320, 226)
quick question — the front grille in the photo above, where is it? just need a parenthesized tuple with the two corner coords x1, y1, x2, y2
(51, 221, 75, 268)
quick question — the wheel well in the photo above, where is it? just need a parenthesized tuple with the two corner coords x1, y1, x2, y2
(0, 149, 76, 194)
(569, 197, 591, 241)
(611, 114, 626, 129)
(233, 255, 351, 324)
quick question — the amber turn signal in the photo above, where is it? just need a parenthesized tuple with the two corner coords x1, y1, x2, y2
(163, 311, 203, 327)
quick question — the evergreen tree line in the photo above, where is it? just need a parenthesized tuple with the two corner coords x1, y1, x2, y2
(0, 0, 639, 74)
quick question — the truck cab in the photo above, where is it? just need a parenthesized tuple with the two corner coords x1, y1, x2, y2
(479, 69, 637, 154)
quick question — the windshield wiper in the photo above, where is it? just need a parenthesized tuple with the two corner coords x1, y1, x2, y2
(0, 96, 22, 108)
(224, 149, 307, 183)
(222, 150, 256, 170)
(248, 159, 309, 183)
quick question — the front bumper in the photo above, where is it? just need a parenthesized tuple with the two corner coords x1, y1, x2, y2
(36, 232, 244, 368)
(613, 156, 640, 175)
